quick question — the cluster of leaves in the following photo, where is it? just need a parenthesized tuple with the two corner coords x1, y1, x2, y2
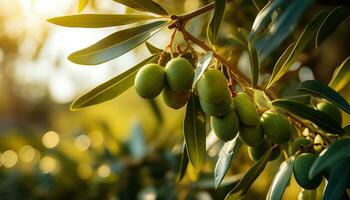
(49, 0, 350, 199)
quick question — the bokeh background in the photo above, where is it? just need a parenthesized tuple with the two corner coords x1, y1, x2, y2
(0, 0, 349, 199)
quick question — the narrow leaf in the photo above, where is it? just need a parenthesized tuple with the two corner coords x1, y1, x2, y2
(113, 0, 168, 16)
(225, 146, 273, 199)
(309, 138, 350, 179)
(247, 39, 260, 87)
(70, 54, 158, 110)
(257, 0, 314, 59)
(254, 89, 272, 111)
(323, 156, 350, 200)
(298, 80, 350, 114)
(207, 0, 226, 45)
(284, 94, 311, 105)
(177, 142, 189, 182)
(267, 42, 296, 88)
(145, 42, 163, 54)
(266, 158, 294, 200)
(316, 6, 350, 47)
(78, 0, 89, 12)
(192, 52, 213, 89)
(148, 99, 163, 123)
(68, 20, 168, 65)
(184, 95, 206, 171)
(214, 135, 242, 189)
(267, 11, 328, 88)
(272, 99, 343, 134)
(48, 14, 157, 28)
(329, 56, 350, 91)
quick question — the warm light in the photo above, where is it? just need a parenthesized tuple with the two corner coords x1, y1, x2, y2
(19, 145, 36, 163)
(39, 156, 60, 174)
(97, 164, 111, 178)
(74, 135, 91, 152)
(77, 164, 92, 179)
(89, 130, 104, 148)
(2, 150, 18, 168)
(42, 131, 60, 149)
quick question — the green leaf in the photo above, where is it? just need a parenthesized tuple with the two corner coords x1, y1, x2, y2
(267, 42, 296, 88)
(177, 142, 189, 182)
(309, 138, 350, 179)
(267, 11, 328, 88)
(145, 42, 163, 54)
(192, 52, 213, 89)
(272, 99, 343, 134)
(256, 0, 314, 60)
(207, 0, 226, 45)
(247, 39, 260, 87)
(298, 80, 350, 114)
(78, 0, 89, 12)
(113, 0, 168, 16)
(284, 94, 311, 105)
(225, 146, 273, 199)
(329, 56, 350, 92)
(266, 158, 294, 200)
(251, 0, 285, 34)
(323, 156, 350, 200)
(214, 135, 242, 189)
(70, 54, 158, 110)
(48, 14, 157, 28)
(68, 20, 168, 65)
(254, 89, 272, 111)
(184, 95, 206, 171)
(252, 0, 268, 11)
(316, 6, 350, 47)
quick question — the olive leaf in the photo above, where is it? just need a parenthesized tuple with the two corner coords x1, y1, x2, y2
(247, 39, 260, 88)
(252, 0, 268, 11)
(316, 6, 350, 47)
(192, 52, 213, 89)
(267, 11, 329, 88)
(207, 0, 226, 45)
(272, 99, 343, 134)
(298, 80, 350, 114)
(48, 14, 157, 28)
(68, 20, 168, 65)
(113, 0, 168, 16)
(70, 54, 158, 110)
(225, 146, 273, 199)
(145, 42, 163, 54)
(214, 135, 242, 189)
(323, 156, 350, 200)
(78, 0, 89, 12)
(184, 95, 206, 171)
(309, 138, 350, 179)
(329, 56, 350, 92)
(254, 89, 272, 111)
(266, 158, 294, 200)
(177, 142, 189, 182)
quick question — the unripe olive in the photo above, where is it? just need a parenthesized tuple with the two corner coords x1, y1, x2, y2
(248, 140, 280, 162)
(165, 57, 194, 93)
(317, 100, 342, 125)
(135, 63, 165, 99)
(239, 123, 264, 147)
(261, 110, 292, 144)
(293, 153, 323, 190)
(313, 135, 325, 154)
(199, 97, 231, 116)
(233, 93, 259, 126)
(162, 83, 189, 109)
(197, 68, 232, 104)
(211, 105, 240, 142)
(288, 137, 311, 156)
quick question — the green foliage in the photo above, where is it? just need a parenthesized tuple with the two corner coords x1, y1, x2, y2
(207, 0, 226, 45)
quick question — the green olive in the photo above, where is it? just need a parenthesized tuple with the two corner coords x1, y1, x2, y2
(239, 123, 264, 147)
(165, 57, 194, 93)
(211, 105, 240, 142)
(261, 110, 292, 144)
(233, 93, 259, 126)
(135, 63, 165, 99)
(293, 153, 323, 190)
(162, 83, 189, 109)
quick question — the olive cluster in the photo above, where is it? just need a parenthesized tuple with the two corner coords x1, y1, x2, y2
(135, 57, 194, 109)
(289, 100, 344, 190)
(196, 69, 292, 162)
